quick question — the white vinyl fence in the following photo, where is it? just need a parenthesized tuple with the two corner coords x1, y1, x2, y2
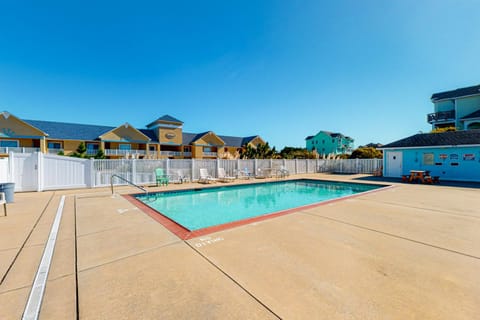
(3, 152, 382, 192)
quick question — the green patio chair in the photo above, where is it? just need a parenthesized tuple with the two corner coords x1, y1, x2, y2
(155, 168, 169, 186)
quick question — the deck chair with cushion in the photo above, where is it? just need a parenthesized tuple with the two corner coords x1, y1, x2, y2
(199, 168, 218, 184)
(155, 168, 169, 186)
(218, 168, 235, 182)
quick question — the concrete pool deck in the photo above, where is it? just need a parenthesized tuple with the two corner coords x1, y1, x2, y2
(0, 174, 479, 319)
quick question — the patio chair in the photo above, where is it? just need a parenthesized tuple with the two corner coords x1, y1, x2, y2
(0, 192, 6, 216)
(199, 168, 218, 184)
(170, 169, 189, 184)
(218, 168, 235, 182)
(278, 166, 290, 178)
(155, 168, 169, 186)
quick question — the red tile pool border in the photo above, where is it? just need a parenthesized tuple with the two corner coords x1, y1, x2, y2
(124, 181, 394, 240)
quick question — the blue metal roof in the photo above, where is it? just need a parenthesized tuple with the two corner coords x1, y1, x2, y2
(22, 118, 260, 147)
(24, 119, 115, 140)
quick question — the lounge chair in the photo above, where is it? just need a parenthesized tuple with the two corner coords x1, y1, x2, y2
(199, 168, 218, 184)
(236, 167, 253, 179)
(155, 168, 169, 186)
(0, 192, 6, 216)
(218, 168, 235, 182)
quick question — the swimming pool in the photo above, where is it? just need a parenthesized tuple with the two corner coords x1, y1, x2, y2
(133, 179, 385, 237)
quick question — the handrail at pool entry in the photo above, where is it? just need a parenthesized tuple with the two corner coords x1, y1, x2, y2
(110, 174, 148, 195)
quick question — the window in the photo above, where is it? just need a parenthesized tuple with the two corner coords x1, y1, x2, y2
(87, 143, 99, 151)
(423, 153, 434, 165)
(322, 140, 325, 144)
(183, 146, 191, 152)
(0, 140, 19, 147)
(149, 145, 156, 151)
(204, 147, 212, 152)
(48, 142, 62, 149)
(119, 144, 131, 150)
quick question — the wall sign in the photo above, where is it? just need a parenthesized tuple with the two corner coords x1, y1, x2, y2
(439, 154, 448, 160)
(463, 154, 475, 161)
(165, 133, 176, 139)
(450, 154, 458, 160)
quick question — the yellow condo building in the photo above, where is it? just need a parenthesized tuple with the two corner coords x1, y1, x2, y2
(0, 112, 265, 159)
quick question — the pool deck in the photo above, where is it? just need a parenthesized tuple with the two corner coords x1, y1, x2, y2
(1, 174, 479, 319)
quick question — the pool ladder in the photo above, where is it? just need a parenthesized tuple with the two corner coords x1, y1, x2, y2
(110, 174, 148, 195)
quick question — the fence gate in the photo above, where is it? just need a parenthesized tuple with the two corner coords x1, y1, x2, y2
(11, 152, 39, 192)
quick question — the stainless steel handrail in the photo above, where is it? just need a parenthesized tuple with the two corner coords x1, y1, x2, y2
(110, 174, 148, 195)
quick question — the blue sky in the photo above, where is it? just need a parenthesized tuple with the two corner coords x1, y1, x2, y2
(1, 0, 479, 150)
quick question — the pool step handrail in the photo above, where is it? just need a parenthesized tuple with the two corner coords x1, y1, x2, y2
(110, 174, 148, 195)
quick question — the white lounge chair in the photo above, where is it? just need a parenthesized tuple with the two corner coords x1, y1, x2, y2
(199, 168, 218, 184)
(218, 168, 235, 182)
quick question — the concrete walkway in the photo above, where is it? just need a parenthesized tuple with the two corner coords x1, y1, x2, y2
(0, 174, 479, 319)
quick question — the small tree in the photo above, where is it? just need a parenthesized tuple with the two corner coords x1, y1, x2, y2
(431, 126, 456, 133)
(94, 149, 106, 159)
(349, 147, 383, 159)
(71, 142, 87, 158)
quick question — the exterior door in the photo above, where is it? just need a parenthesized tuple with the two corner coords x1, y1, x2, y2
(386, 151, 403, 177)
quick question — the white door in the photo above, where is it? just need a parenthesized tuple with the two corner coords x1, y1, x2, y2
(386, 151, 403, 177)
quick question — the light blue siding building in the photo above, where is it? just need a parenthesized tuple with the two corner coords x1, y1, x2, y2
(381, 130, 480, 182)
(383, 84, 480, 182)
(305, 131, 354, 157)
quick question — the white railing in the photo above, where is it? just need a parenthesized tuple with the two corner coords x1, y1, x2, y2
(203, 152, 217, 157)
(47, 148, 64, 154)
(161, 151, 182, 157)
(183, 152, 192, 157)
(4, 152, 383, 191)
(0, 147, 40, 154)
(104, 149, 146, 156)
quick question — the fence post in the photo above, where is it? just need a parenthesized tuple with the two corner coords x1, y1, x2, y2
(89, 158, 95, 188)
(306, 159, 309, 173)
(8, 151, 14, 183)
(295, 159, 298, 175)
(166, 158, 170, 177)
(37, 152, 43, 192)
(131, 159, 136, 184)
(216, 158, 219, 177)
(254, 159, 257, 175)
(191, 159, 195, 181)
(355, 158, 359, 173)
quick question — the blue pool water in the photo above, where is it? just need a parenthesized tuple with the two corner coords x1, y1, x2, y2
(136, 179, 383, 231)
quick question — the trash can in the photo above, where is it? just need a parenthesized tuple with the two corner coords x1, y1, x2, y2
(0, 182, 15, 203)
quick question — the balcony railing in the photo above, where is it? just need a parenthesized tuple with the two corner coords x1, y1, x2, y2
(47, 148, 64, 154)
(104, 149, 146, 156)
(203, 152, 217, 157)
(183, 152, 192, 157)
(427, 110, 455, 124)
(160, 151, 182, 157)
(0, 147, 40, 154)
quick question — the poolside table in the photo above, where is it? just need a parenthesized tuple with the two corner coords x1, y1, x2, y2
(409, 170, 426, 183)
